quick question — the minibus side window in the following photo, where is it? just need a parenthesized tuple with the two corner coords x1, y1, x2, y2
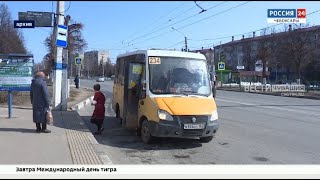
(119, 59, 125, 85)
(128, 63, 143, 89)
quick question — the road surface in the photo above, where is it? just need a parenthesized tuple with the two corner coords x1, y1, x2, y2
(78, 79, 320, 164)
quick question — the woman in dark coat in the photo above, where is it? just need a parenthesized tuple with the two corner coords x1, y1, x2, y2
(91, 84, 106, 135)
(30, 71, 52, 133)
(74, 75, 79, 89)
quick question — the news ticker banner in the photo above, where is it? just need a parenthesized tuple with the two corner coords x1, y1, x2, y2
(1, 165, 320, 175)
(267, 9, 306, 23)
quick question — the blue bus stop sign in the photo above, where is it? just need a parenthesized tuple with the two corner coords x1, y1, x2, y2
(56, 25, 68, 48)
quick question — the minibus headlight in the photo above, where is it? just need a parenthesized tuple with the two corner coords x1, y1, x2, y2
(210, 110, 218, 121)
(158, 110, 174, 121)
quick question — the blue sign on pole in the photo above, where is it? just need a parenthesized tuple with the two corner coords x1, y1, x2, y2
(56, 25, 68, 48)
(75, 57, 81, 65)
(218, 62, 225, 70)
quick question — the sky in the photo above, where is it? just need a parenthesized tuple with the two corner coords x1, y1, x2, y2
(3, 1, 320, 63)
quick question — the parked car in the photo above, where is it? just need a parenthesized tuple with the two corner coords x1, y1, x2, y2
(96, 77, 105, 82)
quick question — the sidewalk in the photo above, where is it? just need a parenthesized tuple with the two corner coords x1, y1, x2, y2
(0, 87, 104, 165)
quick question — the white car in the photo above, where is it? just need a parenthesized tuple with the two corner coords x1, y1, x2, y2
(96, 77, 105, 82)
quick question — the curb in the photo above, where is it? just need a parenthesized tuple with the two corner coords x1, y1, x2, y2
(70, 96, 94, 111)
(70, 95, 113, 165)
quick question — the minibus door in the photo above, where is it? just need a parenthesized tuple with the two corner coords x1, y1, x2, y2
(123, 62, 144, 129)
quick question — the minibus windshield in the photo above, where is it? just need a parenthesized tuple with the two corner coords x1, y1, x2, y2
(149, 57, 211, 96)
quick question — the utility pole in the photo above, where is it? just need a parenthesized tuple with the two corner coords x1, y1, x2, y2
(53, 1, 65, 110)
(185, 36, 188, 52)
(61, 49, 68, 111)
(70, 60, 73, 78)
(172, 27, 188, 52)
(61, 14, 70, 111)
(237, 49, 241, 90)
(219, 41, 222, 87)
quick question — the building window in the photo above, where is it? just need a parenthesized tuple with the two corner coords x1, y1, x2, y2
(315, 34, 318, 40)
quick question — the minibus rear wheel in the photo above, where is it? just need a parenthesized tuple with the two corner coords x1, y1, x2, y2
(200, 136, 213, 143)
(141, 120, 154, 144)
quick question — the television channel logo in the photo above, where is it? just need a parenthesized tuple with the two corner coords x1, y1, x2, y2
(267, 9, 306, 23)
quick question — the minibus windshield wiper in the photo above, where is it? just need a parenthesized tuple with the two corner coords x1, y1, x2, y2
(187, 93, 209, 97)
(173, 93, 189, 96)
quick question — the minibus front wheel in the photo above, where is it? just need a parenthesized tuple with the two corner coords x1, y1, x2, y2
(141, 120, 154, 144)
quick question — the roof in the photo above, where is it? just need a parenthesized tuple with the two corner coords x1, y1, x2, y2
(215, 25, 320, 48)
(117, 49, 206, 60)
(190, 48, 213, 53)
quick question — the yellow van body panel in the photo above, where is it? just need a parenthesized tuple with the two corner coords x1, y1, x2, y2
(154, 97, 216, 116)
(138, 96, 216, 124)
(138, 96, 159, 124)
(112, 83, 125, 118)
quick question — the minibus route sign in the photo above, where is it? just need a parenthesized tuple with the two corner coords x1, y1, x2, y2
(148, 57, 161, 64)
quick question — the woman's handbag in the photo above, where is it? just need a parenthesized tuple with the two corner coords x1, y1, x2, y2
(46, 110, 53, 125)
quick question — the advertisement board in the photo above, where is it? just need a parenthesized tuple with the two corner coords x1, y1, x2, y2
(0, 54, 34, 91)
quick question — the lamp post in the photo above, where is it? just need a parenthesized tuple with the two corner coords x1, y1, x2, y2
(172, 27, 188, 51)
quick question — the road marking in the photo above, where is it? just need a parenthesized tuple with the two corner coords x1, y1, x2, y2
(100, 155, 113, 165)
(215, 98, 320, 116)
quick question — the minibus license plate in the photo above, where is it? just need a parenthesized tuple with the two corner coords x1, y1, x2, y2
(184, 124, 204, 129)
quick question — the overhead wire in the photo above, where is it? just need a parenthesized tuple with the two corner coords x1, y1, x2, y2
(123, 2, 187, 41)
(127, 1, 229, 44)
(130, 1, 250, 46)
(64, 1, 71, 13)
(113, 2, 188, 49)
(186, 9, 320, 50)
(188, 9, 320, 44)
(112, 2, 209, 50)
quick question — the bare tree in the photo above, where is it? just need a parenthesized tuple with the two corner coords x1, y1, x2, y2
(256, 28, 272, 84)
(242, 40, 254, 71)
(43, 33, 54, 73)
(275, 24, 316, 82)
(0, 3, 26, 54)
(43, 16, 87, 77)
(104, 58, 115, 78)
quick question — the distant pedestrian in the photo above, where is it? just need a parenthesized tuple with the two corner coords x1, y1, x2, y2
(90, 84, 106, 135)
(74, 75, 80, 89)
(30, 71, 52, 133)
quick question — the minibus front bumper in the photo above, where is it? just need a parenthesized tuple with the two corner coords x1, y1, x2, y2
(148, 116, 219, 138)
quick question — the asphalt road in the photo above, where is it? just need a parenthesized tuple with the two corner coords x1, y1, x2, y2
(78, 79, 320, 164)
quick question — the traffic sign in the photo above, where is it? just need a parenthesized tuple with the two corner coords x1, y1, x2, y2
(56, 25, 68, 48)
(18, 11, 53, 27)
(13, 20, 35, 28)
(218, 62, 225, 70)
(75, 57, 81, 65)
(237, 66, 245, 70)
